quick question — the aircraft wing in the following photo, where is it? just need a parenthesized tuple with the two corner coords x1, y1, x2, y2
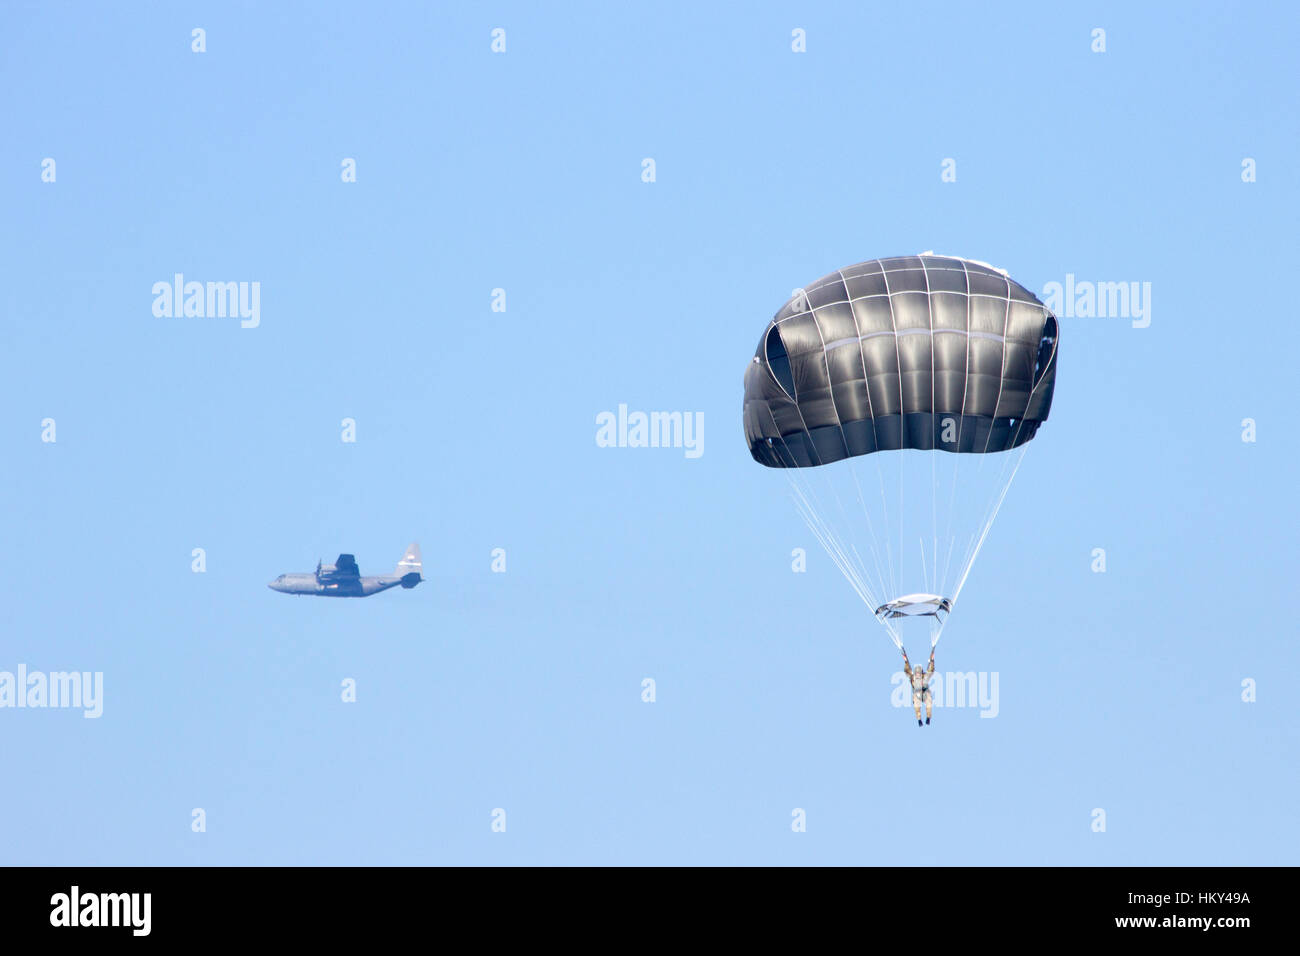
(334, 554, 360, 577)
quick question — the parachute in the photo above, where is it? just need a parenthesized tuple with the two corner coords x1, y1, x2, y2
(743, 254, 1059, 651)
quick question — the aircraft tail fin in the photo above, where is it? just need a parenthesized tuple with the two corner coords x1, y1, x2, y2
(396, 542, 422, 587)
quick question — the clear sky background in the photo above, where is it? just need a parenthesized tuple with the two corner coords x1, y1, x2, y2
(2, 2, 1296, 865)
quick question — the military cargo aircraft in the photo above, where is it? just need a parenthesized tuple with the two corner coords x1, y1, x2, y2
(269, 543, 423, 597)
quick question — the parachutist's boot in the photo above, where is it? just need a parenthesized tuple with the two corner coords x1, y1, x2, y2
(925, 717, 930, 725)
(917, 719, 922, 727)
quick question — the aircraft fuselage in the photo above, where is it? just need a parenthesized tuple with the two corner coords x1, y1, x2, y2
(268, 544, 423, 598)
(268, 573, 407, 597)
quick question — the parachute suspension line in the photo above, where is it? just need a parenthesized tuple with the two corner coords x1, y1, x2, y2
(786, 474, 901, 649)
(767, 425, 883, 626)
(939, 537, 957, 602)
(771, 420, 1032, 658)
(938, 414, 1039, 649)
(929, 444, 1028, 651)
(944, 445, 1028, 631)
(938, 443, 964, 597)
(946, 426, 998, 598)
(918, 535, 928, 597)
(874, 458, 898, 605)
(931, 446, 938, 600)
(898, 444, 904, 609)
(767, 394, 868, 604)
(849, 539, 890, 629)
(947, 460, 1006, 611)
(822, 457, 885, 607)
(821, 464, 886, 610)
(849, 462, 894, 611)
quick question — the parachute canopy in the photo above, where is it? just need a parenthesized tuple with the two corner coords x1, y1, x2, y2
(744, 254, 1058, 468)
(743, 255, 1060, 651)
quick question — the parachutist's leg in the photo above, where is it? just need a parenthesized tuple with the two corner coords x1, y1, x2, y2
(913, 693, 922, 726)
(925, 690, 933, 725)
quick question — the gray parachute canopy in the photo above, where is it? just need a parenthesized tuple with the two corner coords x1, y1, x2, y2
(744, 255, 1059, 468)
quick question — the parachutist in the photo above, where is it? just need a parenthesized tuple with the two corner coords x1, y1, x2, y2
(902, 649, 936, 726)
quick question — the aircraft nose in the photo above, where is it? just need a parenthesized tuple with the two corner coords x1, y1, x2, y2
(268, 579, 282, 592)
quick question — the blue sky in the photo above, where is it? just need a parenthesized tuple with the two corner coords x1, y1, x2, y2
(2, 1, 1296, 865)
